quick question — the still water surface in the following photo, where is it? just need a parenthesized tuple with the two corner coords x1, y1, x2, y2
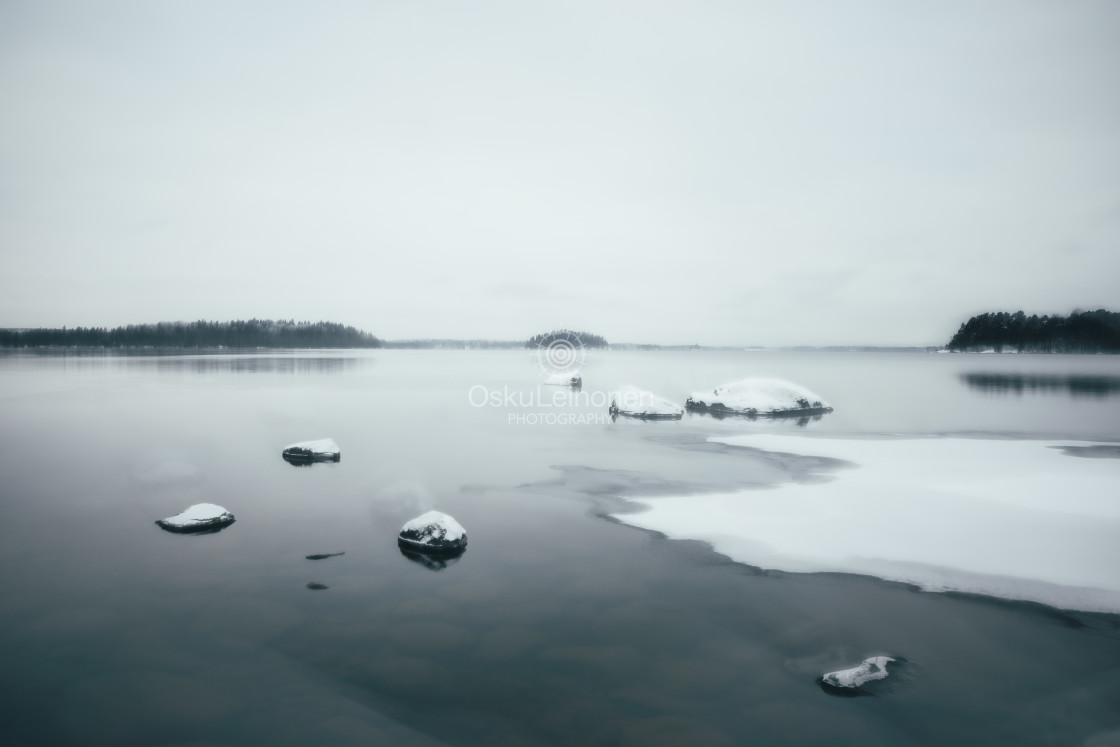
(0, 350, 1118, 746)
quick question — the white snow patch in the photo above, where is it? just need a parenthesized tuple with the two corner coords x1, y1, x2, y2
(400, 510, 466, 543)
(611, 385, 684, 418)
(158, 503, 234, 528)
(612, 434, 1120, 613)
(686, 378, 830, 414)
(822, 657, 895, 689)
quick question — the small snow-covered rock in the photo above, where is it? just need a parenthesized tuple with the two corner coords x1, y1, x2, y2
(544, 372, 582, 387)
(156, 503, 236, 533)
(397, 510, 467, 555)
(686, 378, 833, 417)
(821, 656, 895, 691)
(609, 385, 683, 420)
(282, 438, 341, 464)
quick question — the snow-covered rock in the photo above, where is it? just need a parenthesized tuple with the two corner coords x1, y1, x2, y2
(155, 503, 236, 533)
(397, 510, 467, 555)
(282, 438, 341, 464)
(544, 372, 582, 387)
(685, 378, 832, 417)
(820, 656, 895, 691)
(609, 385, 684, 420)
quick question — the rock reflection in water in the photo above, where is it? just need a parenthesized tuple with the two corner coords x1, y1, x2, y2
(398, 545, 466, 571)
(686, 408, 825, 427)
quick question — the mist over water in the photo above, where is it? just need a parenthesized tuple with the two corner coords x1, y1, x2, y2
(0, 350, 1118, 746)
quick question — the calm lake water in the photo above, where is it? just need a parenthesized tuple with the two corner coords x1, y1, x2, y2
(1, 349, 1118, 746)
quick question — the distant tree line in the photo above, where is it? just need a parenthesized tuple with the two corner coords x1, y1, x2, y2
(526, 329, 609, 349)
(947, 310, 1120, 353)
(0, 320, 382, 349)
(383, 339, 524, 350)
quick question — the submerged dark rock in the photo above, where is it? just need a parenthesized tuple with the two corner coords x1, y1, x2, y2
(305, 551, 346, 560)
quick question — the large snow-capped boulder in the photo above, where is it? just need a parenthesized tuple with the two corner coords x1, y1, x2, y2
(685, 378, 833, 417)
(282, 438, 341, 464)
(156, 503, 236, 533)
(397, 511, 467, 555)
(609, 385, 684, 420)
(820, 656, 895, 693)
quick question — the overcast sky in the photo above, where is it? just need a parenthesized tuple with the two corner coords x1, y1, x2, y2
(1, 1, 1118, 346)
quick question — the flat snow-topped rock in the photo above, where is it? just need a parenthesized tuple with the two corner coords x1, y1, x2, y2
(282, 438, 340, 464)
(686, 378, 833, 418)
(820, 656, 895, 693)
(544, 372, 582, 387)
(397, 511, 467, 555)
(156, 503, 236, 533)
(610, 385, 683, 420)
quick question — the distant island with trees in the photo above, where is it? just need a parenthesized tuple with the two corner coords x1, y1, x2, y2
(0, 319, 382, 349)
(20, 313, 1115, 353)
(947, 310, 1120, 353)
(526, 329, 609, 349)
(0, 322, 619, 351)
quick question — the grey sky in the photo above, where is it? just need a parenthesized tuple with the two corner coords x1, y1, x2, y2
(2, 1, 1118, 346)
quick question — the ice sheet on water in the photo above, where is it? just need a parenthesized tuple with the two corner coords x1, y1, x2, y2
(612, 434, 1120, 613)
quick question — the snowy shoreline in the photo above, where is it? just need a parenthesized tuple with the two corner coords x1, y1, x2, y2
(611, 434, 1120, 614)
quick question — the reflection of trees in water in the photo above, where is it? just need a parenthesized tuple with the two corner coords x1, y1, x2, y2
(0, 351, 373, 375)
(960, 372, 1120, 398)
(147, 356, 370, 374)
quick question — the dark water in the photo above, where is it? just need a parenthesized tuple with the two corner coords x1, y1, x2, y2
(1, 350, 1119, 746)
